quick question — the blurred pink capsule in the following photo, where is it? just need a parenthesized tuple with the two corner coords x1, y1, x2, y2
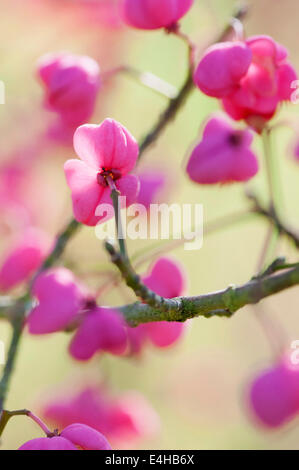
(64, 119, 140, 226)
(186, 116, 258, 184)
(43, 385, 160, 446)
(28, 267, 87, 334)
(19, 423, 111, 450)
(248, 355, 299, 428)
(69, 307, 127, 360)
(293, 140, 299, 162)
(136, 169, 168, 208)
(37, 52, 101, 127)
(121, 0, 193, 30)
(0, 229, 50, 292)
(194, 41, 252, 98)
(78, 0, 123, 30)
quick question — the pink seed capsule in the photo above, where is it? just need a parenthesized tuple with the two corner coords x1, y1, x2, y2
(64, 118, 140, 226)
(37, 52, 101, 127)
(248, 355, 299, 428)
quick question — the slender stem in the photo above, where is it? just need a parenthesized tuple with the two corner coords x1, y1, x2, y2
(102, 65, 178, 99)
(27, 411, 54, 437)
(230, 17, 244, 41)
(138, 69, 194, 160)
(168, 23, 196, 68)
(0, 409, 54, 438)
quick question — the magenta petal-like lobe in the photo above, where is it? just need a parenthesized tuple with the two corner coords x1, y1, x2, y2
(186, 116, 258, 184)
(96, 308, 127, 355)
(145, 321, 185, 348)
(73, 119, 139, 174)
(142, 257, 186, 298)
(69, 308, 127, 360)
(69, 310, 103, 361)
(116, 174, 140, 206)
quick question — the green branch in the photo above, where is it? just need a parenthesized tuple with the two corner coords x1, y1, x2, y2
(118, 264, 299, 327)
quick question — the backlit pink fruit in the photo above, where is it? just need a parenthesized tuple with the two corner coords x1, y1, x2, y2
(19, 423, 111, 450)
(248, 355, 299, 428)
(64, 118, 140, 226)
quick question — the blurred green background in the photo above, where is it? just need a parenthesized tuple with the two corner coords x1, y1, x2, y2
(1, 0, 299, 450)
